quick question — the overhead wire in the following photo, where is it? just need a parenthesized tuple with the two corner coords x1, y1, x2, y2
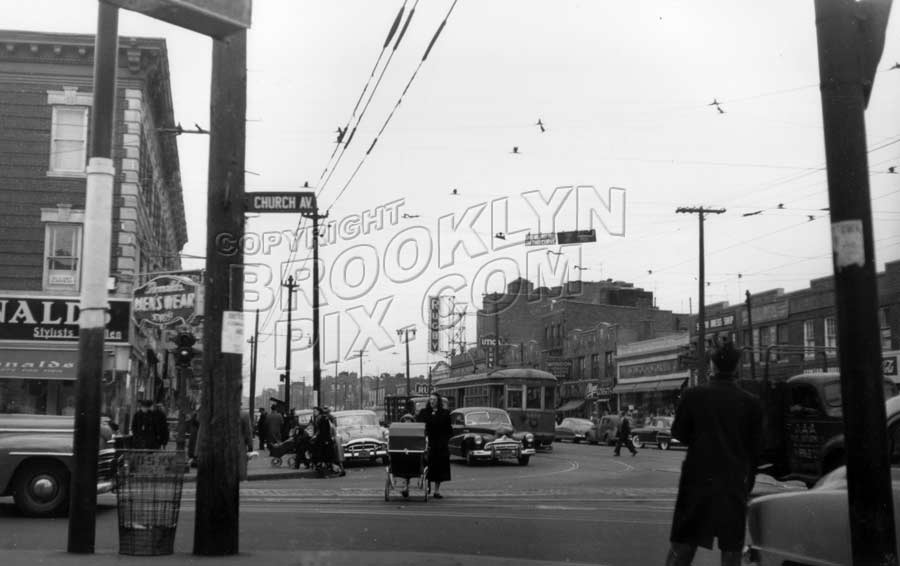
(325, 0, 459, 214)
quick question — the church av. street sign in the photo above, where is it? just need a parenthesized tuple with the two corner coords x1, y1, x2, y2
(244, 191, 316, 214)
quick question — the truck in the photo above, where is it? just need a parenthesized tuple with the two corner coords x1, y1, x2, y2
(741, 371, 895, 487)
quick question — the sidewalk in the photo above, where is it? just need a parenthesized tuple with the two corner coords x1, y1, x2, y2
(183, 451, 321, 483)
(5, 550, 601, 566)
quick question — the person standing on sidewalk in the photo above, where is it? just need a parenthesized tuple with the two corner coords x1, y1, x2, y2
(131, 400, 158, 449)
(266, 404, 284, 450)
(613, 410, 637, 457)
(417, 393, 452, 498)
(256, 408, 268, 451)
(665, 338, 763, 566)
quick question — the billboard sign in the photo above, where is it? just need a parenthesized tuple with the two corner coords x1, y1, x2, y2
(0, 296, 130, 343)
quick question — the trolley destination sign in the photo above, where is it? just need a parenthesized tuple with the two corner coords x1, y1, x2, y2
(244, 191, 316, 214)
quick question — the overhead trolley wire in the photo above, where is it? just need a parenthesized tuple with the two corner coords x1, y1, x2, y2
(326, 0, 459, 213)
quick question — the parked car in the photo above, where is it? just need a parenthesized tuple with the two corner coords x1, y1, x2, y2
(332, 410, 388, 465)
(587, 414, 621, 446)
(0, 414, 116, 517)
(746, 394, 900, 565)
(555, 418, 595, 443)
(449, 407, 536, 465)
(631, 416, 680, 450)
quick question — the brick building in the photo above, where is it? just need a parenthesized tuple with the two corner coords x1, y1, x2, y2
(0, 31, 187, 424)
(701, 260, 900, 384)
(449, 276, 690, 418)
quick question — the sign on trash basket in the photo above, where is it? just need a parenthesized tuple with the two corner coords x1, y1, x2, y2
(115, 450, 187, 556)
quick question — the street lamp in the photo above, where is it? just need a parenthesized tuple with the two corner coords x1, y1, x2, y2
(396, 326, 417, 397)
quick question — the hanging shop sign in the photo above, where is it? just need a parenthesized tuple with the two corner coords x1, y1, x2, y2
(0, 296, 130, 343)
(132, 275, 200, 328)
(429, 296, 441, 352)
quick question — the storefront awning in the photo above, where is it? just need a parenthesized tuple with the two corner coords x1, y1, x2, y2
(613, 377, 689, 394)
(0, 348, 78, 380)
(556, 399, 585, 412)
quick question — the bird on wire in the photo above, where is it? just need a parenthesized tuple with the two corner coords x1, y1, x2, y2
(495, 232, 506, 240)
(808, 215, 816, 222)
(777, 203, 785, 209)
(511, 146, 520, 155)
(708, 99, 725, 114)
(742, 210, 763, 217)
(889, 166, 897, 174)
(335, 126, 346, 144)
(450, 188, 459, 196)
(536, 119, 546, 133)
(890, 62, 900, 70)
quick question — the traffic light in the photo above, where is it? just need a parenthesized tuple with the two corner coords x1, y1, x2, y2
(279, 373, 287, 383)
(174, 332, 197, 367)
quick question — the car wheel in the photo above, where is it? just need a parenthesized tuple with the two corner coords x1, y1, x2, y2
(517, 455, 530, 466)
(632, 436, 643, 449)
(13, 461, 70, 517)
(658, 439, 670, 451)
(270, 457, 281, 467)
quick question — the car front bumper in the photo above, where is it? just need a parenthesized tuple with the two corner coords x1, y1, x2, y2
(469, 445, 533, 460)
(342, 444, 387, 461)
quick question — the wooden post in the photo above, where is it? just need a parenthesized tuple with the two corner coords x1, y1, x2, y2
(193, 29, 246, 556)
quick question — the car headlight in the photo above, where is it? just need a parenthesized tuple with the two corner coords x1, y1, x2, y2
(473, 435, 483, 445)
(525, 433, 534, 442)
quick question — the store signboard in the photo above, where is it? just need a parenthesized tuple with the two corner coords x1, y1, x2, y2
(132, 275, 200, 329)
(0, 296, 130, 343)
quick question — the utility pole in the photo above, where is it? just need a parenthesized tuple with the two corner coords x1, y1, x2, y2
(676, 206, 725, 384)
(194, 28, 247, 556)
(281, 275, 297, 411)
(357, 348, 365, 409)
(745, 291, 756, 380)
(68, 2, 118, 553)
(248, 309, 259, 418)
(814, 1, 896, 564)
(397, 327, 416, 397)
(301, 207, 328, 408)
(332, 359, 339, 408)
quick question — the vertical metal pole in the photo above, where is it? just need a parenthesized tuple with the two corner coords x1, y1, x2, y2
(312, 212, 322, 408)
(697, 211, 707, 384)
(493, 298, 500, 368)
(193, 29, 246, 556)
(359, 349, 364, 409)
(68, 2, 118, 553)
(815, 1, 896, 564)
(248, 309, 259, 418)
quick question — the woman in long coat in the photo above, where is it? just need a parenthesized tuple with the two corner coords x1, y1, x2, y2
(417, 393, 453, 498)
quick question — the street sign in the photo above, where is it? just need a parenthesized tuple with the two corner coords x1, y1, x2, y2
(524, 232, 557, 246)
(103, 0, 251, 38)
(556, 229, 596, 245)
(244, 191, 316, 214)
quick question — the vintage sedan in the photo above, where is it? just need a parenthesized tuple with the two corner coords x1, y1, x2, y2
(555, 417, 595, 443)
(449, 407, 535, 465)
(631, 416, 680, 450)
(333, 410, 388, 465)
(746, 394, 900, 565)
(0, 414, 116, 517)
(587, 414, 621, 445)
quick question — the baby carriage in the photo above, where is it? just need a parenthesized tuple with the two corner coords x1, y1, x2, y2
(384, 422, 428, 502)
(268, 436, 297, 468)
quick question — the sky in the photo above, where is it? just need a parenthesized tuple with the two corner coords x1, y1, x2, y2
(5, 1, 900, 395)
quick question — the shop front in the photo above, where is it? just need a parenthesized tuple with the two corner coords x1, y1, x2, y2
(615, 333, 690, 421)
(0, 295, 132, 418)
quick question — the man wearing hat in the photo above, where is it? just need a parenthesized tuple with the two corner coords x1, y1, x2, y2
(132, 400, 161, 449)
(665, 337, 763, 566)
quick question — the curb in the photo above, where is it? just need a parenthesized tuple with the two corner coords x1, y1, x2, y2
(182, 469, 311, 483)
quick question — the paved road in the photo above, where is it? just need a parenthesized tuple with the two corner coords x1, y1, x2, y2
(0, 442, 798, 565)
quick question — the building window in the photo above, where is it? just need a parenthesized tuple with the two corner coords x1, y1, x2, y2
(604, 351, 614, 376)
(804, 320, 817, 359)
(44, 223, 82, 290)
(752, 328, 760, 362)
(825, 317, 837, 350)
(591, 353, 600, 378)
(578, 356, 586, 379)
(47, 87, 93, 176)
(881, 308, 892, 350)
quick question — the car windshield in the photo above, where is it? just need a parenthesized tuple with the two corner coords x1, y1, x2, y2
(465, 411, 511, 426)
(336, 413, 378, 427)
(823, 381, 895, 409)
(654, 418, 673, 428)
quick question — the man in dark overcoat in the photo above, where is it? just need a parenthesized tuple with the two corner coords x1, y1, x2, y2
(265, 404, 284, 450)
(666, 338, 763, 566)
(613, 410, 637, 456)
(131, 400, 159, 449)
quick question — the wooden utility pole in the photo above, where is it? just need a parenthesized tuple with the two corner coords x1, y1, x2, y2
(193, 29, 246, 556)
(814, 1, 896, 564)
(248, 309, 259, 418)
(676, 206, 725, 384)
(357, 348, 365, 409)
(68, 2, 118, 553)
(281, 275, 297, 410)
(745, 290, 756, 380)
(301, 208, 328, 407)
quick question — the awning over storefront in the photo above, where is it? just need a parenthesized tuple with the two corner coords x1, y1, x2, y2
(613, 377, 689, 394)
(556, 399, 585, 412)
(0, 348, 78, 380)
